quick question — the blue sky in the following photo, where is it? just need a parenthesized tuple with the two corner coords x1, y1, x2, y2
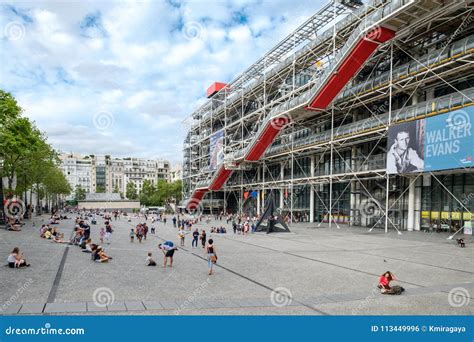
(0, 0, 325, 165)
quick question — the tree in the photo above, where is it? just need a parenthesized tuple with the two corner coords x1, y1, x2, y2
(74, 185, 86, 201)
(0, 89, 70, 216)
(136, 179, 182, 206)
(0, 117, 40, 190)
(169, 180, 182, 202)
(139, 179, 155, 205)
(43, 166, 71, 210)
(126, 181, 138, 200)
(0, 90, 22, 125)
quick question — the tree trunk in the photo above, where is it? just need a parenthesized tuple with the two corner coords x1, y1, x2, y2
(29, 189, 33, 218)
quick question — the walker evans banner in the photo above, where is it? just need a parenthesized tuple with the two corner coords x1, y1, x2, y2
(209, 131, 224, 170)
(387, 106, 474, 174)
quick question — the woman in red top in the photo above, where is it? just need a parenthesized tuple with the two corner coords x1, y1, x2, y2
(378, 271, 393, 292)
(378, 271, 404, 295)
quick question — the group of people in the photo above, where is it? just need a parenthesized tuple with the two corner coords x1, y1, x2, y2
(6, 207, 412, 290)
(130, 222, 151, 243)
(71, 217, 113, 263)
(210, 226, 227, 234)
(40, 224, 68, 243)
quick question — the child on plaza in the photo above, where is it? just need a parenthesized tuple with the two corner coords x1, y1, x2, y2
(105, 222, 113, 244)
(99, 227, 105, 244)
(145, 252, 157, 266)
(130, 228, 135, 242)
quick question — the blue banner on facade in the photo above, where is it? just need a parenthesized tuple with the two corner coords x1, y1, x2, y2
(0, 316, 472, 342)
(387, 105, 474, 174)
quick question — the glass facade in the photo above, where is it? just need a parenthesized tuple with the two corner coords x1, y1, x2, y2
(419, 173, 474, 232)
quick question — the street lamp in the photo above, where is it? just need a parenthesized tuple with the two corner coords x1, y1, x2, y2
(23, 173, 29, 219)
(0, 159, 4, 225)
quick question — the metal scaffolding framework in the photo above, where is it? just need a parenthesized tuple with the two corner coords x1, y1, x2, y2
(182, 0, 474, 233)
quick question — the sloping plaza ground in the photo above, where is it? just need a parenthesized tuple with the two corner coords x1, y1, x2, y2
(0, 214, 473, 315)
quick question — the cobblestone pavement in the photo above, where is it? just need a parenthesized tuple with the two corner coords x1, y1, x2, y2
(1, 214, 472, 315)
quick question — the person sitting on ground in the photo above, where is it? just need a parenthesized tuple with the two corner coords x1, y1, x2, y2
(43, 227, 53, 239)
(91, 245, 111, 262)
(91, 244, 99, 260)
(378, 271, 405, 295)
(79, 237, 89, 249)
(40, 224, 49, 237)
(81, 238, 93, 253)
(145, 252, 157, 266)
(51, 227, 64, 239)
(70, 228, 83, 245)
(97, 247, 110, 262)
(7, 217, 21, 231)
(7, 247, 30, 268)
(13, 214, 23, 226)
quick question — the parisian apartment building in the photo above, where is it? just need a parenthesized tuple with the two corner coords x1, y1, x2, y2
(60, 153, 171, 198)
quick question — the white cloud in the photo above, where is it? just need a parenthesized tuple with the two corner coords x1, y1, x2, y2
(1, 0, 328, 164)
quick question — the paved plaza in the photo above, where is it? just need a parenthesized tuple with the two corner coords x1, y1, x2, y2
(1, 215, 473, 315)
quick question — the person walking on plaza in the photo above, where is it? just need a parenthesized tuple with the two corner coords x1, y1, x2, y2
(200, 230, 207, 249)
(178, 228, 185, 247)
(99, 227, 105, 244)
(192, 228, 199, 248)
(136, 224, 144, 243)
(206, 239, 217, 275)
(130, 228, 135, 242)
(105, 222, 113, 244)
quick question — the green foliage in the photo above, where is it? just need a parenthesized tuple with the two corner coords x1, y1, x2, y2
(0, 90, 22, 125)
(0, 89, 70, 204)
(139, 180, 182, 206)
(126, 181, 138, 200)
(74, 185, 86, 201)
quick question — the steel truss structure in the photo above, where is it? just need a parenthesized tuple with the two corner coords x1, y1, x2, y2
(183, 0, 474, 233)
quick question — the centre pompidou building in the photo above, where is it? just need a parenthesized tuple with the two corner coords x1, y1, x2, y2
(183, 0, 474, 232)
